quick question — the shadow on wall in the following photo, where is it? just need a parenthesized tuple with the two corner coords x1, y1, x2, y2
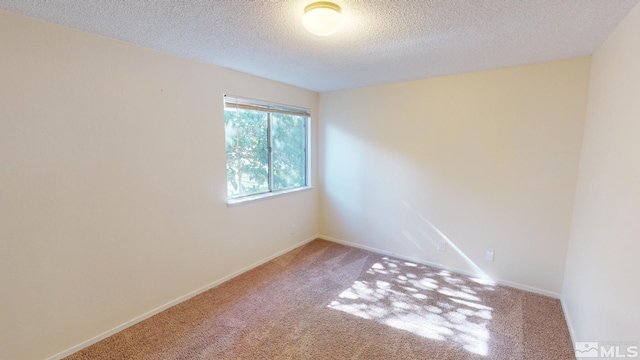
(328, 256, 496, 356)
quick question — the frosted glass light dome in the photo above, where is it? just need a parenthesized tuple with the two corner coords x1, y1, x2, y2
(302, 2, 342, 36)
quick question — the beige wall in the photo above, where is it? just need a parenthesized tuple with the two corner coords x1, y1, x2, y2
(5, 4, 638, 358)
(319, 58, 591, 296)
(0, 11, 318, 360)
(562, 3, 640, 344)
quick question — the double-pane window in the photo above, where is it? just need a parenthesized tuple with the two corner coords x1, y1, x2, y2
(224, 96, 309, 199)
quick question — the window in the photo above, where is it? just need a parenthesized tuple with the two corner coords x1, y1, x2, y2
(224, 95, 309, 200)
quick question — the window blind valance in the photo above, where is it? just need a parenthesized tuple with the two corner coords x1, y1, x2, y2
(224, 95, 310, 117)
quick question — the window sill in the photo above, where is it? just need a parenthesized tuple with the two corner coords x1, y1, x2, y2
(226, 186, 314, 207)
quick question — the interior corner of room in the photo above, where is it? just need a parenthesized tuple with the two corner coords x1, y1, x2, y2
(1, 1, 639, 359)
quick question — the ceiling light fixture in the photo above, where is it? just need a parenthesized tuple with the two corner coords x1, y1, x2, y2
(302, 2, 342, 36)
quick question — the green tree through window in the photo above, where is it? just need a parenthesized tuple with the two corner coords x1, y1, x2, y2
(224, 96, 308, 199)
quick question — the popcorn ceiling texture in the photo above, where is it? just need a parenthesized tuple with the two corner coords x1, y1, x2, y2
(1, 0, 638, 92)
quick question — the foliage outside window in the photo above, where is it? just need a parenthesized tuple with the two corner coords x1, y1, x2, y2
(224, 95, 309, 200)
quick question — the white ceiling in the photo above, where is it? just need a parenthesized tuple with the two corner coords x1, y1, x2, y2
(2, 0, 639, 92)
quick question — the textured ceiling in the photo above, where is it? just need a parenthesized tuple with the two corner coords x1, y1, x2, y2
(2, 0, 639, 92)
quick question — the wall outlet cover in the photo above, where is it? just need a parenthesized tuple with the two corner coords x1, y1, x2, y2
(485, 250, 495, 262)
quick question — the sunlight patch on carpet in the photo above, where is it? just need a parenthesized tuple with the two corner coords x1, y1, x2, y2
(328, 257, 494, 356)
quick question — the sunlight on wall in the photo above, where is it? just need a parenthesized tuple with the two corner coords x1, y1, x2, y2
(401, 199, 492, 279)
(321, 58, 591, 295)
(328, 257, 495, 356)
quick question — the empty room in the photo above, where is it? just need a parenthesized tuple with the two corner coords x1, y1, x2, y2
(1, 1, 639, 359)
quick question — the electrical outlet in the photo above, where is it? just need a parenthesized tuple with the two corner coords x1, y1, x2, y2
(437, 240, 446, 251)
(290, 224, 296, 235)
(485, 250, 494, 262)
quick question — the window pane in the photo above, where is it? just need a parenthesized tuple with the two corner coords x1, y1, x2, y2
(224, 108, 269, 198)
(271, 113, 306, 190)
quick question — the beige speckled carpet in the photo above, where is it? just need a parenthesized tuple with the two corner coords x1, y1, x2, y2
(66, 239, 575, 359)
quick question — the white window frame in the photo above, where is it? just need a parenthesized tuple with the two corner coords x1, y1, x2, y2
(224, 95, 312, 206)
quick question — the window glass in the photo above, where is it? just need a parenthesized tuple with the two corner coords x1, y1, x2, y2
(272, 113, 306, 191)
(224, 108, 269, 198)
(224, 96, 309, 200)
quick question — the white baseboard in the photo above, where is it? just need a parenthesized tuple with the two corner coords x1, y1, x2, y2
(318, 235, 561, 299)
(46, 235, 320, 360)
(48, 234, 562, 359)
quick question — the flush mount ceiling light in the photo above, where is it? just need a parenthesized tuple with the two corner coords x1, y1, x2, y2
(302, 2, 342, 36)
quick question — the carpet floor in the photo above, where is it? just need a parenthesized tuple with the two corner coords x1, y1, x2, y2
(66, 239, 575, 359)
